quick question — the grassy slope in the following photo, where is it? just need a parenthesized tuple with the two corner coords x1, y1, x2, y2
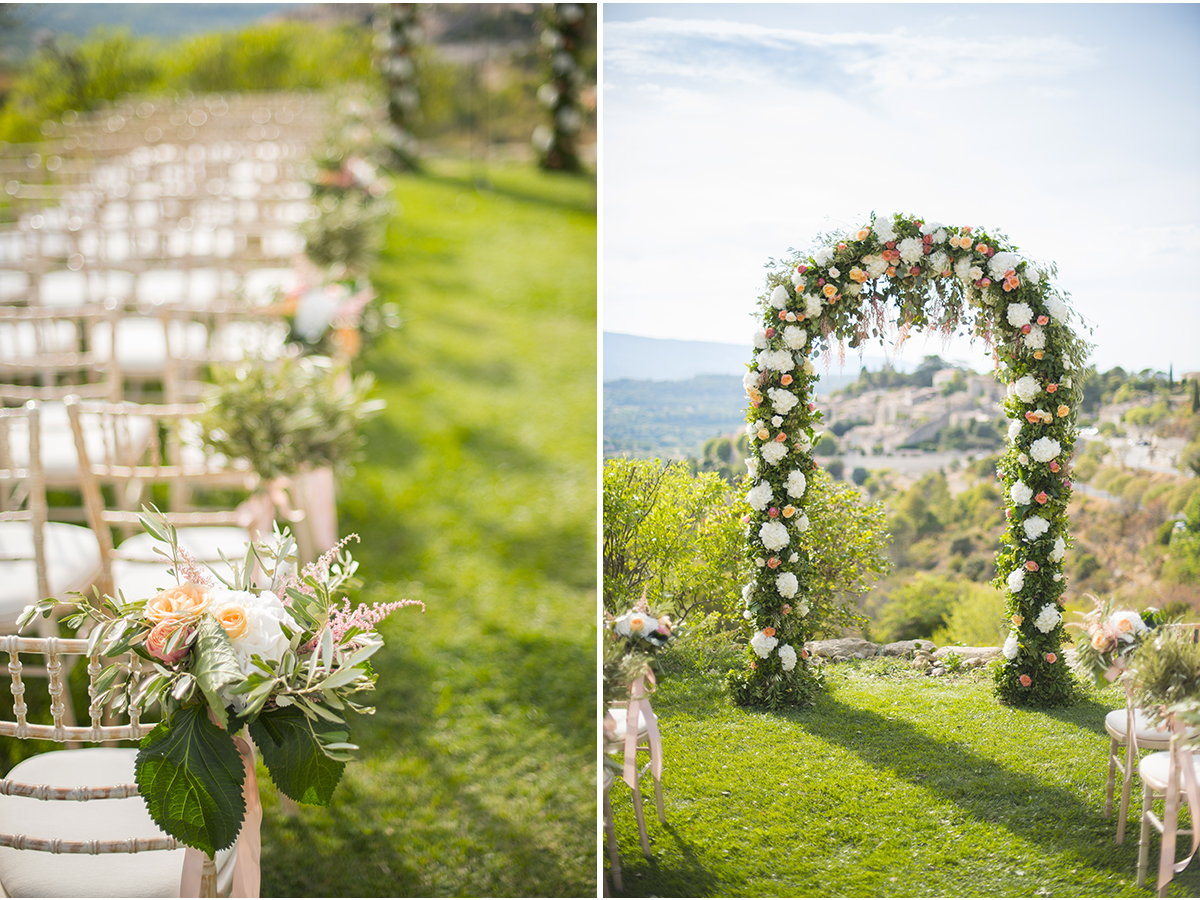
(609, 661, 1200, 898)
(258, 161, 597, 897)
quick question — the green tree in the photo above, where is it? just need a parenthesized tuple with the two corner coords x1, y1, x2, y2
(875, 574, 961, 642)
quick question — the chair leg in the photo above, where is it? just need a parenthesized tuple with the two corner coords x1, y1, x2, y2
(1137, 783, 1153, 888)
(629, 780, 651, 859)
(604, 788, 622, 892)
(1106, 737, 1118, 817)
(1117, 742, 1135, 845)
(652, 773, 666, 825)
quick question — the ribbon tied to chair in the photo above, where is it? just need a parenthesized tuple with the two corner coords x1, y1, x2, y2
(1157, 714, 1200, 892)
(623, 670, 663, 791)
(179, 734, 261, 898)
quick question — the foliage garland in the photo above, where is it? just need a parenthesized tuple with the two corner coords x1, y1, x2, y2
(733, 212, 1092, 709)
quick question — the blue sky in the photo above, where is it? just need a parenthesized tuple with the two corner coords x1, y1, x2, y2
(602, 3, 1200, 375)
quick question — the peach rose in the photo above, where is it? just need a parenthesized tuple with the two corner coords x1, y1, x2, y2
(1057, 405, 1070, 418)
(213, 604, 250, 641)
(145, 583, 211, 626)
(1033, 350, 1045, 360)
(1092, 630, 1116, 652)
(782, 505, 796, 518)
(762, 627, 776, 637)
(781, 374, 793, 386)
(144, 621, 192, 665)
(822, 284, 838, 298)
(1011, 615, 1024, 626)
(1019, 674, 1032, 687)
(767, 557, 781, 569)
(855, 228, 871, 241)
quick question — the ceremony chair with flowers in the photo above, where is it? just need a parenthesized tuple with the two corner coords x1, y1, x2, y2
(64, 395, 262, 604)
(0, 633, 239, 897)
(603, 599, 674, 860)
(1127, 626, 1200, 894)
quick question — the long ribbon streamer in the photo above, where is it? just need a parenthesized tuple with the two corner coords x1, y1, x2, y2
(180, 735, 262, 897)
(1158, 720, 1200, 892)
(622, 671, 663, 790)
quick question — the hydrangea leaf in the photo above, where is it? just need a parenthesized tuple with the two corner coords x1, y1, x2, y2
(193, 614, 244, 730)
(249, 705, 346, 806)
(134, 704, 246, 856)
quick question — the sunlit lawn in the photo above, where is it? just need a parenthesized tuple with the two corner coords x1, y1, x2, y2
(258, 159, 597, 897)
(608, 658, 1199, 898)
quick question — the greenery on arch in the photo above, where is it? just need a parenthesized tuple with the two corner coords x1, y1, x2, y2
(733, 212, 1092, 709)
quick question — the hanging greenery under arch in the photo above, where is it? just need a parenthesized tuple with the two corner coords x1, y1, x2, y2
(730, 213, 1092, 709)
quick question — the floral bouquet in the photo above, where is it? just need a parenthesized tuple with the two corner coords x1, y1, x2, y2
(18, 507, 423, 857)
(603, 596, 677, 707)
(1069, 595, 1161, 687)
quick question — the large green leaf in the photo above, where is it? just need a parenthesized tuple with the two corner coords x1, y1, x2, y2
(193, 614, 244, 730)
(135, 704, 246, 856)
(249, 705, 346, 806)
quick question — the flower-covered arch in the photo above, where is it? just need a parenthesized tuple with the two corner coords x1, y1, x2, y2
(731, 213, 1091, 709)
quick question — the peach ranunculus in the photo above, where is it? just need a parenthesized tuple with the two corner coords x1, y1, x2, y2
(144, 583, 211, 626)
(144, 621, 193, 665)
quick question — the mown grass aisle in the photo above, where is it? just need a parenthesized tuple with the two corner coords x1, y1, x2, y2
(610, 661, 1200, 898)
(260, 160, 596, 897)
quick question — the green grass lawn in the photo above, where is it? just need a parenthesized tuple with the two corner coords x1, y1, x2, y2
(257, 159, 597, 897)
(608, 658, 1200, 898)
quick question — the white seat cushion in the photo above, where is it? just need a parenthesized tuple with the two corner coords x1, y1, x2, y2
(3, 403, 153, 482)
(111, 527, 250, 602)
(91, 318, 210, 375)
(0, 521, 102, 628)
(605, 706, 649, 743)
(1105, 707, 1174, 747)
(1139, 749, 1200, 793)
(0, 748, 236, 897)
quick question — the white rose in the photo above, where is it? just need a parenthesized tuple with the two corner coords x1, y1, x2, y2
(1030, 437, 1062, 463)
(783, 325, 808, 350)
(1023, 516, 1049, 541)
(1007, 568, 1026, 593)
(1014, 375, 1040, 403)
(759, 520, 790, 551)
(769, 285, 789, 309)
(768, 387, 799, 415)
(797, 514, 810, 533)
(746, 481, 773, 511)
(778, 643, 797, 672)
(742, 368, 761, 392)
(771, 415, 783, 427)
(1010, 481, 1033, 505)
(761, 441, 788, 466)
(776, 571, 799, 599)
(828, 267, 840, 279)
(1006, 302, 1033, 329)
(210, 589, 299, 688)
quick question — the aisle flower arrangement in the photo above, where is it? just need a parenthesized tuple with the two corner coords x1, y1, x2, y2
(603, 596, 676, 707)
(1069, 595, 1162, 686)
(19, 508, 423, 857)
(735, 212, 1091, 709)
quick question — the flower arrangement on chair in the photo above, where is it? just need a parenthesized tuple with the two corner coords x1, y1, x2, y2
(19, 506, 423, 859)
(603, 596, 676, 704)
(1069, 594, 1162, 686)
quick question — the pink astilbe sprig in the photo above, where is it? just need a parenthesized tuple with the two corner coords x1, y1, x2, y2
(176, 547, 215, 588)
(329, 597, 425, 646)
(281, 533, 361, 604)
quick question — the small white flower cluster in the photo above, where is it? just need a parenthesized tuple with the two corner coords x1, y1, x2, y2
(785, 470, 807, 499)
(1034, 603, 1061, 634)
(1023, 515, 1049, 541)
(1003, 631, 1020, 660)
(768, 387, 799, 414)
(761, 441, 788, 466)
(1029, 437, 1061, 463)
(778, 643, 797, 671)
(746, 481, 773, 511)
(759, 520, 790, 551)
(1010, 481, 1033, 505)
(750, 629, 779, 658)
(1014, 374, 1040, 403)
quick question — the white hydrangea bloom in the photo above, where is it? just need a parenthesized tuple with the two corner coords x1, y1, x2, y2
(753, 328, 769, 350)
(760, 349, 795, 372)
(768, 387, 799, 415)
(865, 254, 888, 278)
(1034, 604, 1062, 634)
(1008, 419, 1022, 443)
(1014, 375, 1041, 403)
(750, 630, 780, 658)
(929, 250, 949, 273)
(813, 246, 834, 266)
(898, 236, 924, 264)
(761, 441, 788, 466)
(778, 643, 797, 671)
(797, 513, 810, 533)
(759, 520, 790, 551)
(746, 481, 773, 511)
(1006, 302, 1034, 329)
(776, 571, 799, 599)
(1030, 437, 1062, 463)
(1110, 610, 1148, 642)
(741, 583, 755, 604)
(1010, 481, 1033, 505)
(954, 256, 975, 283)
(1003, 632, 1020, 660)
(804, 294, 823, 319)
(770, 285, 790, 309)
(1025, 324, 1046, 351)
(989, 251, 1022, 280)
(743, 368, 761, 392)
(1051, 536, 1066, 561)
(932, 228, 947, 244)
(785, 470, 807, 498)
(794, 432, 813, 452)
(874, 216, 896, 243)
(1045, 294, 1068, 322)
(846, 282, 863, 297)
(783, 325, 808, 350)
(795, 599, 811, 617)
(1026, 265, 1043, 285)
(1007, 568, 1026, 593)
(1023, 516, 1050, 541)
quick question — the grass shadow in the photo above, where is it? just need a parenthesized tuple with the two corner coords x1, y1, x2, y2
(417, 169, 595, 216)
(610, 822, 723, 898)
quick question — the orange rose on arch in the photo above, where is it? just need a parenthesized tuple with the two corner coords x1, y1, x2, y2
(145, 583, 211, 626)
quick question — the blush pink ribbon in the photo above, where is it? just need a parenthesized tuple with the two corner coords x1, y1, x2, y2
(622, 671, 663, 791)
(179, 735, 262, 898)
(1157, 719, 1200, 892)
